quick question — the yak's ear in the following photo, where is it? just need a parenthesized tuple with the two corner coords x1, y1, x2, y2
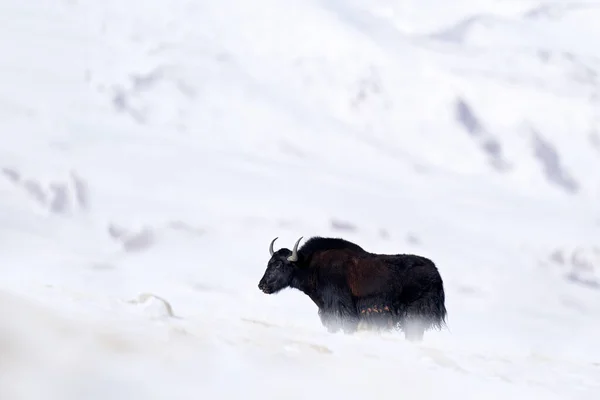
(286, 236, 303, 262)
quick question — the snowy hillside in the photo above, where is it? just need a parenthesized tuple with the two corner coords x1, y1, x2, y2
(1, 0, 600, 399)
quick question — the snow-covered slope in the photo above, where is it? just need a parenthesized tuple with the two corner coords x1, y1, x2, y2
(1, 0, 599, 399)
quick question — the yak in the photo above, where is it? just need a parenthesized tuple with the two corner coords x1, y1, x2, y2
(257, 236, 447, 341)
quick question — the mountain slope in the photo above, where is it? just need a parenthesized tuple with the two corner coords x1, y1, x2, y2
(1, 0, 599, 399)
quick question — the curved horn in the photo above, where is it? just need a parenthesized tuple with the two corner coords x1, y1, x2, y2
(287, 236, 303, 262)
(269, 237, 278, 256)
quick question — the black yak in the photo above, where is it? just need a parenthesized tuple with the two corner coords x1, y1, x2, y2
(257, 236, 447, 341)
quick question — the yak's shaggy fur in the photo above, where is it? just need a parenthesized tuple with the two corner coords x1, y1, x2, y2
(258, 236, 447, 341)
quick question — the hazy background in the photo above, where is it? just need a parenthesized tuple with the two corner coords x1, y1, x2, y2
(1, 1, 599, 399)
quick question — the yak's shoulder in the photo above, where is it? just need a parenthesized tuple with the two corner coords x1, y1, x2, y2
(299, 236, 365, 258)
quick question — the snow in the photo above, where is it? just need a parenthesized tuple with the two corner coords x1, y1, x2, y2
(1, 0, 600, 398)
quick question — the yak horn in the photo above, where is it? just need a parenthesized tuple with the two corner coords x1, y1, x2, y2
(287, 236, 303, 262)
(269, 237, 278, 256)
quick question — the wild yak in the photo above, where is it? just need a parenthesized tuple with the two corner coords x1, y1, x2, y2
(257, 236, 447, 341)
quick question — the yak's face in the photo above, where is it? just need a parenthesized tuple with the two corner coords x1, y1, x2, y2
(258, 236, 303, 295)
(258, 251, 296, 294)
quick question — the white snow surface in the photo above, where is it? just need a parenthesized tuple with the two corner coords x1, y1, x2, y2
(1, 0, 600, 399)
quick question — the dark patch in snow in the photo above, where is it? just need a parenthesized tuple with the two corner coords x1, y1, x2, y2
(550, 249, 565, 265)
(456, 98, 482, 134)
(108, 223, 155, 252)
(566, 273, 600, 290)
(112, 86, 146, 124)
(549, 247, 600, 290)
(426, 15, 514, 44)
(122, 228, 155, 252)
(108, 223, 128, 240)
(71, 172, 90, 211)
(537, 50, 551, 63)
(379, 229, 390, 240)
(276, 219, 297, 229)
(108, 220, 206, 255)
(351, 68, 383, 110)
(427, 15, 485, 43)
(454, 98, 511, 171)
(3, 170, 91, 214)
(130, 68, 165, 92)
(590, 131, 600, 153)
(109, 65, 199, 125)
(91, 263, 116, 271)
(49, 183, 70, 214)
(482, 138, 501, 155)
(167, 221, 206, 237)
(456, 285, 482, 296)
(175, 80, 196, 98)
(405, 233, 420, 245)
(531, 131, 579, 193)
(560, 296, 588, 313)
(523, 3, 600, 20)
(22, 180, 47, 205)
(2, 167, 20, 183)
(330, 219, 358, 232)
(561, 54, 599, 85)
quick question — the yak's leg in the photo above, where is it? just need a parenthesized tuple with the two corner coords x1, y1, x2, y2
(402, 317, 426, 342)
(318, 286, 358, 334)
(404, 322, 425, 342)
(400, 293, 446, 342)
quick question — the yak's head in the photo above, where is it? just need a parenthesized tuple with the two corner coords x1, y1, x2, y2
(258, 236, 303, 294)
